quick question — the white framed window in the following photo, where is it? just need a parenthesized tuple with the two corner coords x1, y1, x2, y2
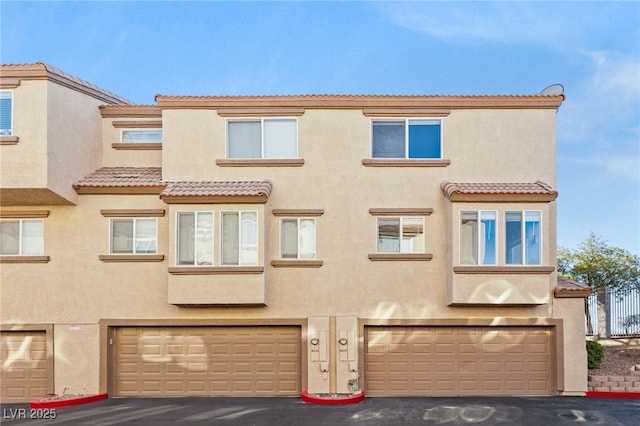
(0, 219, 43, 255)
(0, 91, 13, 136)
(377, 217, 425, 253)
(221, 211, 258, 265)
(121, 130, 162, 143)
(110, 218, 157, 254)
(177, 212, 213, 265)
(460, 211, 497, 265)
(506, 211, 542, 265)
(227, 118, 297, 159)
(280, 218, 316, 259)
(372, 119, 441, 159)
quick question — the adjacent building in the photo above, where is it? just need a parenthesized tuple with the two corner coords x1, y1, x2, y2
(0, 63, 591, 402)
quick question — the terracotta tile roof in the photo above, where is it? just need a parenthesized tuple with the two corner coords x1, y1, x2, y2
(555, 276, 593, 298)
(1, 62, 130, 104)
(73, 167, 164, 194)
(441, 181, 558, 202)
(161, 180, 272, 204)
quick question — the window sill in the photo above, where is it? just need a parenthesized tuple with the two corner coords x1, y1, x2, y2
(271, 260, 323, 268)
(453, 266, 555, 274)
(112, 143, 162, 150)
(0, 255, 50, 263)
(368, 253, 433, 261)
(0, 136, 19, 145)
(168, 266, 264, 275)
(362, 159, 450, 167)
(216, 159, 304, 167)
(99, 254, 164, 262)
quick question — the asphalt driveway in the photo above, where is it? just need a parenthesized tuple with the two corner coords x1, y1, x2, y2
(2, 396, 639, 425)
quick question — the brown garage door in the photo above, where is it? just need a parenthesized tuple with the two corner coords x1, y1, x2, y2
(113, 326, 301, 396)
(1, 331, 49, 402)
(365, 326, 552, 396)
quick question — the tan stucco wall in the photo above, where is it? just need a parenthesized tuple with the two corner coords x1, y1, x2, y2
(1, 99, 581, 396)
(553, 297, 589, 394)
(0, 81, 48, 188)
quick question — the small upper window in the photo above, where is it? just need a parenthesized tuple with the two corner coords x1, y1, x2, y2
(372, 119, 441, 159)
(227, 118, 297, 159)
(377, 217, 425, 253)
(110, 218, 157, 254)
(0, 91, 13, 136)
(121, 130, 162, 143)
(280, 218, 316, 259)
(0, 219, 43, 255)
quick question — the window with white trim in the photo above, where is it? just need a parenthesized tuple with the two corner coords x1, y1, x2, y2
(177, 212, 213, 265)
(280, 218, 316, 259)
(227, 118, 297, 159)
(377, 217, 425, 253)
(372, 119, 441, 159)
(0, 219, 43, 255)
(121, 130, 162, 143)
(110, 218, 157, 254)
(222, 211, 258, 265)
(0, 91, 13, 136)
(506, 211, 542, 265)
(460, 211, 497, 265)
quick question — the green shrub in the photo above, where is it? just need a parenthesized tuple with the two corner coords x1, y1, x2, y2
(586, 340, 604, 369)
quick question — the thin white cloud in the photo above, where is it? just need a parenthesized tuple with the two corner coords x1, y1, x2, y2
(559, 156, 640, 181)
(379, 2, 594, 50)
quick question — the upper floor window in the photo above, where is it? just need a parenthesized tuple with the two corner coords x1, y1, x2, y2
(377, 217, 425, 253)
(177, 212, 213, 265)
(121, 130, 162, 143)
(280, 218, 316, 259)
(460, 211, 497, 265)
(506, 211, 541, 265)
(0, 219, 43, 255)
(110, 218, 157, 254)
(0, 91, 13, 136)
(222, 211, 258, 265)
(372, 119, 441, 159)
(227, 118, 297, 159)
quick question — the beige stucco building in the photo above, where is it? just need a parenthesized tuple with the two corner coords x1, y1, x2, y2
(0, 63, 592, 402)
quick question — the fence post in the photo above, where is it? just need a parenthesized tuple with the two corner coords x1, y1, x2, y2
(605, 286, 612, 338)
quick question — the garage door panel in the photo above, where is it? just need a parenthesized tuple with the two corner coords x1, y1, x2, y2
(114, 326, 301, 396)
(365, 326, 551, 396)
(1, 331, 50, 403)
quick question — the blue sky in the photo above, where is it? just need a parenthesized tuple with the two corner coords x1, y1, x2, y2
(1, 1, 639, 255)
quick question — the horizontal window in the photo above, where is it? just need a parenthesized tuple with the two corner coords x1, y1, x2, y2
(177, 212, 213, 266)
(377, 217, 425, 253)
(280, 218, 316, 259)
(0, 91, 13, 136)
(121, 130, 162, 143)
(0, 219, 43, 255)
(110, 218, 157, 254)
(227, 118, 297, 159)
(460, 211, 497, 265)
(372, 119, 441, 159)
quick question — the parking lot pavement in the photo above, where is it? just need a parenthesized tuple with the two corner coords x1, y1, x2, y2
(2, 396, 639, 425)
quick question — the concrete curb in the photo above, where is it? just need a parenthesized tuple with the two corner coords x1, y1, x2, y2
(30, 393, 108, 409)
(301, 391, 365, 405)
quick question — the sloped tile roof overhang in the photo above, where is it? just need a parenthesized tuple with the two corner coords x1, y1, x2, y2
(160, 180, 272, 204)
(73, 167, 164, 194)
(555, 276, 593, 298)
(441, 181, 558, 202)
(73, 167, 272, 203)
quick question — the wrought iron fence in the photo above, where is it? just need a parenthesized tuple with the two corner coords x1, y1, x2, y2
(585, 287, 640, 337)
